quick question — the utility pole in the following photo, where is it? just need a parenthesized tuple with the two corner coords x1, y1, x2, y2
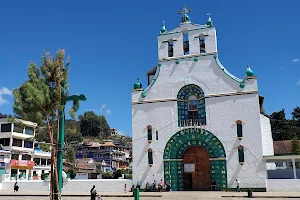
(100, 103, 103, 116)
(57, 94, 87, 199)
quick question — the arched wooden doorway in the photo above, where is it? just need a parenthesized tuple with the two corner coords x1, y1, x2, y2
(183, 146, 211, 191)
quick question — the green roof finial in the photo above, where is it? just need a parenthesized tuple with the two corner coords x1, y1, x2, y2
(206, 13, 213, 27)
(134, 78, 142, 89)
(179, 5, 192, 23)
(160, 20, 167, 34)
(246, 65, 255, 77)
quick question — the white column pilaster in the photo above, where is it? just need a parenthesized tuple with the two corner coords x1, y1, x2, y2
(292, 158, 297, 179)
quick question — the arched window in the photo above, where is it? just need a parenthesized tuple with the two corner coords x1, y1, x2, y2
(199, 33, 206, 53)
(177, 84, 206, 126)
(236, 120, 243, 140)
(148, 148, 153, 167)
(147, 125, 152, 143)
(238, 145, 244, 165)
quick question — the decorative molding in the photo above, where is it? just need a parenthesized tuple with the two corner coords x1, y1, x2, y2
(159, 52, 216, 62)
(158, 26, 213, 36)
(209, 158, 226, 161)
(163, 159, 183, 162)
(132, 90, 258, 105)
(132, 88, 143, 92)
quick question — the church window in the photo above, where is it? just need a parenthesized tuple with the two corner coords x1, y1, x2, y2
(148, 148, 153, 167)
(147, 125, 152, 143)
(188, 95, 198, 120)
(177, 84, 206, 126)
(238, 145, 244, 165)
(199, 34, 206, 53)
(156, 131, 158, 140)
(183, 32, 189, 55)
(236, 120, 243, 140)
(168, 41, 174, 57)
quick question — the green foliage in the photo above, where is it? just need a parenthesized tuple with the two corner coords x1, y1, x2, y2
(124, 174, 132, 179)
(102, 172, 113, 179)
(40, 143, 50, 152)
(0, 113, 7, 118)
(78, 111, 110, 138)
(270, 109, 300, 141)
(64, 143, 75, 163)
(292, 136, 300, 155)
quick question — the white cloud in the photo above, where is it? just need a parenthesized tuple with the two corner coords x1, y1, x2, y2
(106, 109, 111, 115)
(0, 87, 12, 106)
(292, 58, 299, 63)
(296, 80, 300, 85)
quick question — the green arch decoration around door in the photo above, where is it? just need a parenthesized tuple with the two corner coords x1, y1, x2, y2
(163, 128, 227, 191)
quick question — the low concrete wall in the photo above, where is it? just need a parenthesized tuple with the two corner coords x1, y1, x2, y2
(267, 179, 300, 191)
(0, 180, 49, 192)
(0, 179, 132, 193)
(63, 179, 132, 193)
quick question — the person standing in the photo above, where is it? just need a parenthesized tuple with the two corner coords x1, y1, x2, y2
(90, 185, 98, 200)
(124, 184, 127, 193)
(236, 179, 240, 192)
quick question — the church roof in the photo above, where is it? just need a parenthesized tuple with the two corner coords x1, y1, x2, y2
(159, 5, 213, 36)
(146, 66, 157, 76)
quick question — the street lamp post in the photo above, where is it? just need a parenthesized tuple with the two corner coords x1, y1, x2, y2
(57, 94, 87, 196)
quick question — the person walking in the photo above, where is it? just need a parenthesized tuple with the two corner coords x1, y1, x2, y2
(90, 185, 98, 200)
(236, 179, 240, 192)
(14, 181, 19, 192)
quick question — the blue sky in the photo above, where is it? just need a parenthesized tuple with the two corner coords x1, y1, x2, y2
(0, 1, 299, 136)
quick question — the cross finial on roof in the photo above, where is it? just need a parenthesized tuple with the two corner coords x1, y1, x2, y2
(178, 5, 191, 16)
(178, 5, 191, 23)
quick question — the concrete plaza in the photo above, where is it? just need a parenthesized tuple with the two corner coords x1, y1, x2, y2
(1, 191, 300, 200)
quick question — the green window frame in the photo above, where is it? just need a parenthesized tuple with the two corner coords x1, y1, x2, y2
(236, 120, 243, 140)
(148, 148, 153, 166)
(147, 125, 152, 143)
(238, 145, 244, 165)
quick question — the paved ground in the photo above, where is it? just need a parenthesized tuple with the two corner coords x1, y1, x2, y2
(1, 191, 300, 200)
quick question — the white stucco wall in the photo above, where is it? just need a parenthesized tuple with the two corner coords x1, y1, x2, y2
(132, 21, 270, 190)
(267, 179, 300, 191)
(260, 114, 274, 156)
(0, 180, 49, 191)
(0, 179, 132, 193)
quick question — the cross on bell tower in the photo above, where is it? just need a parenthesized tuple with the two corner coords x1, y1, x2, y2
(178, 5, 192, 23)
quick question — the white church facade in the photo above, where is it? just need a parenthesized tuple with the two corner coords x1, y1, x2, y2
(132, 6, 274, 191)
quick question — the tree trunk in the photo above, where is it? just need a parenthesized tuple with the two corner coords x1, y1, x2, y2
(47, 121, 61, 200)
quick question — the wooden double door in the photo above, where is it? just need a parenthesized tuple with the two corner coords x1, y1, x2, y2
(183, 146, 211, 191)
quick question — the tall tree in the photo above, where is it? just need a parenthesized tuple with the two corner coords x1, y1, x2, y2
(64, 143, 76, 163)
(292, 106, 300, 125)
(292, 136, 300, 155)
(13, 49, 79, 200)
(78, 111, 110, 138)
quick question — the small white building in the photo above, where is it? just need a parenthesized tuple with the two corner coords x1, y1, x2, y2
(132, 6, 274, 191)
(32, 143, 51, 180)
(0, 118, 37, 180)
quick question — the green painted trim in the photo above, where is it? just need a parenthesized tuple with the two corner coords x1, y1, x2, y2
(142, 65, 161, 98)
(158, 26, 213, 36)
(214, 54, 244, 83)
(213, 54, 244, 83)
